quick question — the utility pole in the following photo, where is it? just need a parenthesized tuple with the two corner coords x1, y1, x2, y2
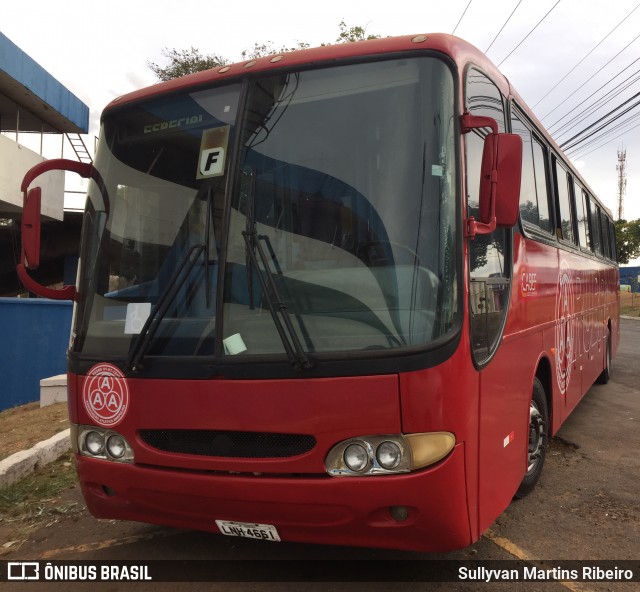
(616, 148, 627, 221)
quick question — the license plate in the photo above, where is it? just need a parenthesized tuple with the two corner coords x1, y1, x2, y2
(215, 520, 281, 542)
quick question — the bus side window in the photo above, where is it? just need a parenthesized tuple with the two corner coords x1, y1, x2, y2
(588, 198, 603, 256)
(510, 110, 552, 234)
(465, 67, 510, 365)
(601, 210, 611, 259)
(576, 185, 591, 251)
(511, 113, 536, 226)
(531, 140, 552, 233)
(554, 159, 575, 244)
(609, 218, 618, 262)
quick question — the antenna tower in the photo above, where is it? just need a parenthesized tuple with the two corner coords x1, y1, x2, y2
(616, 148, 627, 220)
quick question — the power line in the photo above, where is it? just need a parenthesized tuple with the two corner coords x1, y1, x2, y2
(560, 92, 640, 151)
(497, 0, 562, 67)
(547, 56, 640, 133)
(532, 3, 640, 108)
(568, 120, 640, 160)
(452, 1, 473, 35)
(568, 108, 640, 153)
(562, 98, 640, 153)
(485, 1, 523, 54)
(471, 3, 640, 166)
(567, 111, 640, 157)
(553, 71, 640, 140)
(540, 30, 640, 122)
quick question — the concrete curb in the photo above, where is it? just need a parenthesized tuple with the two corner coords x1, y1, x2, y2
(0, 429, 71, 489)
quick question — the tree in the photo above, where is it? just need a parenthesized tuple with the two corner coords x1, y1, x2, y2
(241, 41, 311, 61)
(148, 47, 229, 82)
(333, 20, 380, 43)
(614, 219, 640, 264)
(149, 22, 381, 81)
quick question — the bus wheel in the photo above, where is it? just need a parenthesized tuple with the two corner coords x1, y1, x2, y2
(515, 377, 548, 499)
(596, 327, 611, 385)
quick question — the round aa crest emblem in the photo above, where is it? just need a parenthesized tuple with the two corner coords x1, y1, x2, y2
(82, 363, 130, 427)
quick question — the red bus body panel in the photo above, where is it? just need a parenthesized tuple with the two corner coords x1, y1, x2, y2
(76, 447, 470, 552)
(71, 371, 473, 552)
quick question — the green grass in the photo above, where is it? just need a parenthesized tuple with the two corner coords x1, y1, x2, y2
(620, 292, 640, 317)
(0, 452, 79, 524)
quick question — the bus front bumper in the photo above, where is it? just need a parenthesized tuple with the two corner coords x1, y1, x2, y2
(76, 443, 470, 553)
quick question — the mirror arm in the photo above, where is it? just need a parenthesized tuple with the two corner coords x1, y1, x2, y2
(465, 215, 497, 239)
(16, 263, 77, 301)
(20, 159, 92, 193)
(460, 112, 498, 135)
(17, 158, 94, 301)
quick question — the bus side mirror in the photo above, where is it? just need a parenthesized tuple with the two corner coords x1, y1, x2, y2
(469, 132, 522, 238)
(461, 113, 522, 238)
(492, 133, 522, 228)
(17, 158, 94, 301)
(22, 186, 42, 269)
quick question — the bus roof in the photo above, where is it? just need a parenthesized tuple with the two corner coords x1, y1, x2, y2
(106, 34, 493, 109)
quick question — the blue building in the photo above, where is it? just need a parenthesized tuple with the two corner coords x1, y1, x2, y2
(620, 267, 640, 292)
(0, 31, 90, 409)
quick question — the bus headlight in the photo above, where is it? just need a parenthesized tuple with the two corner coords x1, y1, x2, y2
(75, 425, 134, 463)
(106, 434, 127, 459)
(376, 441, 402, 470)
(325, 432, 455, 476)
(85, 431, 104, 456)
(344, 443, 370, 472)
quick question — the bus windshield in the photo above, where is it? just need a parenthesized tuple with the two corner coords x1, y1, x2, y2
(72, 57, 458, 363)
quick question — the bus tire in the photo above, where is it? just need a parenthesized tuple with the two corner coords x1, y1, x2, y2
(515, 377, 548, 499)
(596, 327, 611, 385)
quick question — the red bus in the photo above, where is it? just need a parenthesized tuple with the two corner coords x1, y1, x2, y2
(19, 33, 619, 552)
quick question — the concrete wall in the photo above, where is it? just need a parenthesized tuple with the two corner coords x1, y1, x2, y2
(0, 297, 72, 411)
(0, 134, 65, 220)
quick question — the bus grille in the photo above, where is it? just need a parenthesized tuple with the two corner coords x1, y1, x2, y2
(138, 429, 317, 458)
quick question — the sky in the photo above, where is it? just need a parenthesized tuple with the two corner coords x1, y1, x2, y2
(2, 0, 640, 246)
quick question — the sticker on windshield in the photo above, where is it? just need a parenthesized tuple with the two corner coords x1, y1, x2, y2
(197, 125, 230, 179)
(82, 363, 130, 427)
(124, 302, 152, 334)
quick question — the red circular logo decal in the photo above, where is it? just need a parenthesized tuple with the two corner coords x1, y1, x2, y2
(82, 363, 129, 427)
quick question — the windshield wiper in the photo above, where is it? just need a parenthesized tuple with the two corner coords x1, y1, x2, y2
(127, 243, 206, 371)
(242, 229, 313, 370)
(204, 186, 214, 309)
